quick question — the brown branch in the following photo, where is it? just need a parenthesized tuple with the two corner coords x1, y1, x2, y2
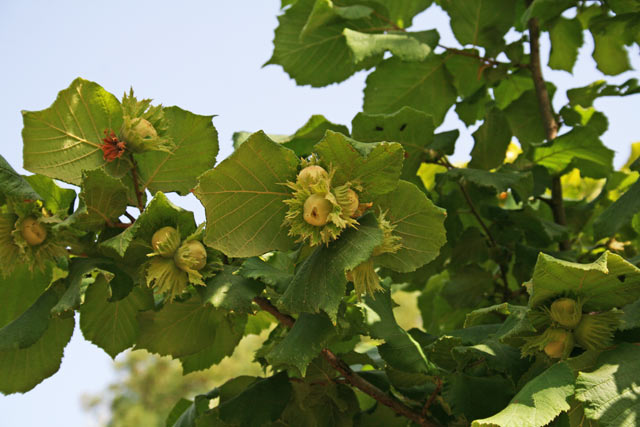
(124, 211, 136, 223)
(528, 18, 570, 251)
(128, 153, 145, 212)
(371, 10, 404, 32)
(252, 297, 438, 426)
(423, 377, 442, 417)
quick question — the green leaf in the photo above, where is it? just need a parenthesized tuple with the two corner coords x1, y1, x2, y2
(234, 115, 350, 158)
(521, 0, 576, 26)
(567, 79, 640, 107)
(79, 276, 154, 358)
(351, 107, 437, 186)
(71, 169, 128, 231)
(374, 181, 447, 273)
(526, 251, 640, 311)
(194, 131, 298, 258)
(590, 17, 632, 76)
(465, 303, 536, 342)
(444, 50, 486, 98)
(575, 343, 640, 426)
(494, 73, 534, 110)
(343, 29, 433, 63)
(363, 55, 457, 126)
(22, 77, 122, 185)
(534, 127, 614, 178)
(218, 373, 292, 427)
(51, 257, 113, 315)
(136, 106, 218, 196)
(280, 214, 383, 321)
(549, 17, 583, 72)
(200, 265, 264, 313)
(440, 0, 516, 50)
(0, 315, 74, 394)
(0, 264, 52, 329)
(370, 0, 434, 28)
(281, 381, 360, 426)
(441, 265, 494, 308)
(24, 175, 76, 215)
(300, 0, 374, 40)
(364, 288, 438, 373)
(237, 256, 294, 293)
(446, 168, 534, 202)
(468, 107, 512, 170)
(171, 391, 219, 427)
(135, 297, 221, 358)
(179, 314, 247, 374)
(503, 88, 551, 146)
(314, 130, 404, 197)
(593, 179, 640, 240)
(266, 0, 384, 87)
(266, 312, 335, 376)
(0, 155, 41, 201)
(620, 297, 640, 330)
(471, 362, 575, 427)
(101, 191, 196, 258)
(0, 286, 61, 351)
(444, 373, 515, 421)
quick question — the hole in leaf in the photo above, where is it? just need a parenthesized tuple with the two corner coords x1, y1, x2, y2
(399, 123, 407, 131)
(375, 126, 383, 131)
(618, 274, 626, 282)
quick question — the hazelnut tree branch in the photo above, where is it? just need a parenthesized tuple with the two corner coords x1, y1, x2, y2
(527, 17, 570, 251)
(252, 296, 439, 426)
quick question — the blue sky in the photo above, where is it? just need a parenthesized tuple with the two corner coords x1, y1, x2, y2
(0, 1, 638, 425)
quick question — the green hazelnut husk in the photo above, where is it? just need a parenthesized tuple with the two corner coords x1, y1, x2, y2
(574, 311, 620, 351)
(151, 226, 181, 258)
(550, 297, 583, 329)
(174, 240, 207, 272)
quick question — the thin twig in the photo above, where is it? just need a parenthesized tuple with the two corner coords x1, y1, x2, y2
(439, 157, 511, 299)
(128, 153, 145, 212)
(528, 18, 570, 251)
(252, 297, 437, 426)
(423, 377, 442, 417)
(124, 211, 136, 223)
(371, 10, 404, 31)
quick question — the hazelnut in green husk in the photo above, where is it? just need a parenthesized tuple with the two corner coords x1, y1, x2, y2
(283, 163, 359, 246)
(174, 240, 207, 272)
(550, 297, 583, 329)
(522, 327, 575, 360)
(21, 216, 47, 246)
(2, 212, 66, 276)
(150, 226, 181, 258)
(297, 165, 329, 186)
(119, 89, 175, 154)
(303, 194, 332, 227)
(574, 311, 620, 351)
(543, 329, 574, 359)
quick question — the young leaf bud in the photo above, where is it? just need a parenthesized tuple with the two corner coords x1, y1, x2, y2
(574, 311, 620, 351)
(303, 194, 332, 227)
(543, 328, 574, 359)
(174, 240, 207, 272)
(550, 297, 583, 329)
(297, 165, 328, 186)
(21, 217, 47, 246)
(151, 226, 181, 258)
